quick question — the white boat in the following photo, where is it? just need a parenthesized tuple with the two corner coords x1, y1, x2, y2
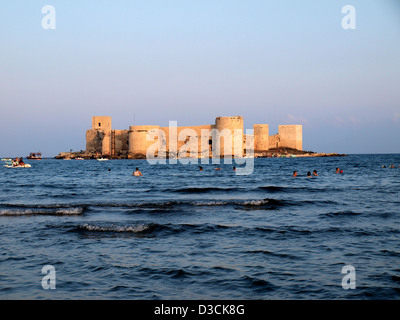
(4, 164, 31, 168)
(97, 158, 109, 161)
(75, 157, 84, 160)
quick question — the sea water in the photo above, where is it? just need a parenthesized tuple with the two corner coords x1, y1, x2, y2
(0, 154, 399, 299)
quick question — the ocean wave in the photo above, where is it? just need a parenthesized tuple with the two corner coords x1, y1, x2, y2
(257, 186, 287, 192)
(256, 226, 312, 235)
(68, 222, 237, 238)
(0, 207, 85, 216)
(72, 221, 353, 240)
(164, 185, 309, 194)
(0, 199, 285, 218)
(77, 223, 154, 233)
(171, 186, 245, 194)
(322, 210, 362, 217)
(247, 250, 299, 260)
(241, 275, 276, 291)
(0, 197, 339, 217)
(152, 185, 330, 194)
(0, 203, 84, 209)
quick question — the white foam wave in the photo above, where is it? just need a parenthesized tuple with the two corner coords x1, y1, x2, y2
(80, 223, 150, 233)
(0, 207, 84, 216)
(194, 201, 226, 206)
(243, 200, 268, 205)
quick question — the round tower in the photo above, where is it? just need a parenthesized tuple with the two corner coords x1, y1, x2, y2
(253, 124, 269, 152)
(128, 125, 160, 159)
(214, 116, 244, 157)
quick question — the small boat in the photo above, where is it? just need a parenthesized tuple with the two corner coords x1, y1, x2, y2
(97, 158, 109, 161)
(4, 164, 31, 168)
(27, 152, 42, 160)
(75, 157, 84, 160)
(2, 159, 13, 166)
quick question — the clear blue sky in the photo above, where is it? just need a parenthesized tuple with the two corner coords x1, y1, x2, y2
(1, 0, 399, 156)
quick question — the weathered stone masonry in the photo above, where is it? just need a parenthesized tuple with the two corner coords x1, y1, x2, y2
(85, 116, 303, 158)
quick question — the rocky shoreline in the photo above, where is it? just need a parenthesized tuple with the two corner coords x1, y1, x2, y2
(55, 148, 346, 160)
(255, 147, 347, 158)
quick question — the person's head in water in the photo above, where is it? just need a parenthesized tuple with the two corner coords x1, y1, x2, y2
(293, 171, 297, 177)
(233, 167, 236, 171)
(313, 170, 318, 176)
(307, 171, 311, 177)
(133, 167, 143, 176)
(336, 167, 340, 173)
(199, 166, 203, 171)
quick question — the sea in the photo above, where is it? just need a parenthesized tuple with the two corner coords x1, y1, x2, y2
(0, 154, 399, 300)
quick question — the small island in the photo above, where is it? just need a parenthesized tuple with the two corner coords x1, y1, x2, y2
(55, 116, 346, 160)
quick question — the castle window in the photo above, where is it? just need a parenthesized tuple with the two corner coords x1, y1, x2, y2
(99, 123, 101, 127)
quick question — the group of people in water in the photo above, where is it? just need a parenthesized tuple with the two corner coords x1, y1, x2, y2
(293, 167, 344, 177)
(133, 166, 349, 177)
(12, 157, 25, 167)
(132, 163, 398, 177)
(133, 165, 238, 176)
(382, 164, 397, 168)
(199, 166, 236, 172)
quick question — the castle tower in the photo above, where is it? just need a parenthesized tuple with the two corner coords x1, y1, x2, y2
(253, 124, 269, 152)
(128, 125, 161, 159)
(278, 125, 302, 150)
(86, 116, 112, 156)
(92, 116, 112, 131)
(214, 116, 244, 157)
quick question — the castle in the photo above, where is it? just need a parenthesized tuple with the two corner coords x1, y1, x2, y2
(85, 116, 302, 159)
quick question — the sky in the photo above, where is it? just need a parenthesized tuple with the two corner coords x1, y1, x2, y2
(0, 0, 399, 157)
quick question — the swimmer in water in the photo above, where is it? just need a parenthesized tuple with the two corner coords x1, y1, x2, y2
(307, 171, 311, 177)
(293, 171, 297, 177)
(132, 167, 143, 176)
(233, 167, 236, 172)
(335, 167, 340, 174)
(199, 166, 203, 171)
(12, 157, 19, 167)
(313, 170, 318, 176)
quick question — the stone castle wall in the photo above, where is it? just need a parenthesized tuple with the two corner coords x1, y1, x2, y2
(85, 116, 303, 158)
